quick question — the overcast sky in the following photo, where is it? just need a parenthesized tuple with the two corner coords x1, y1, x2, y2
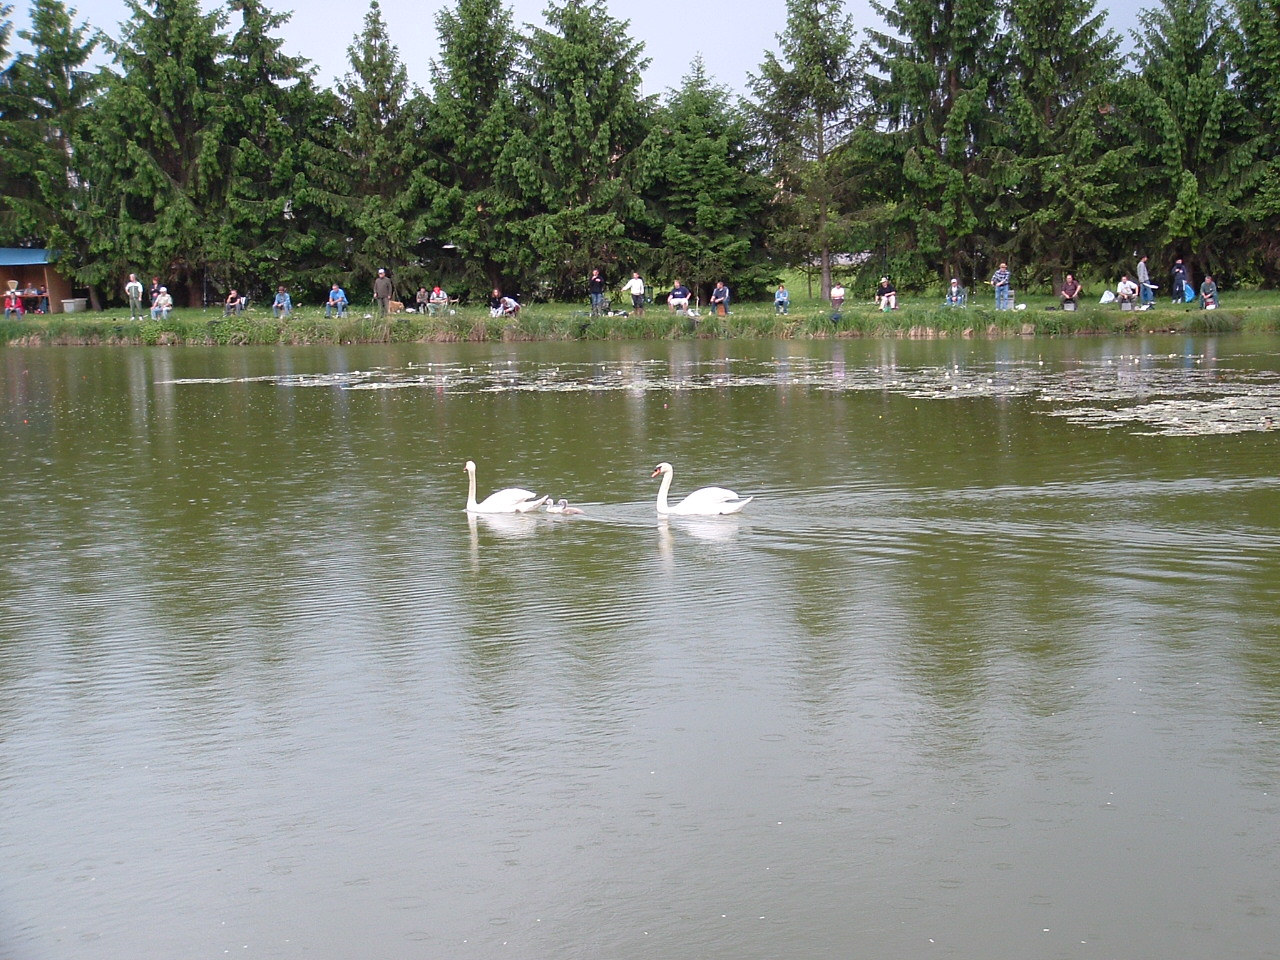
(9, 0, 1151, 98)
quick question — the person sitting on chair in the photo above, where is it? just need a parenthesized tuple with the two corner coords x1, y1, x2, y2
(709, 281, 730, 315)
(1060, 274, 1082, 307)
(945, 278, 965, 306)
(774, 283, 790, 315)
(1116, 274, 1139, 306)
(325, 283, 348, 318)
(429, 286, 449, 315)
(272, 285, 292, 318)
(1200, 275, 1218, 309)
(668, 280, 691, 312)
(3, 286, 24, 319)
(224, 289, 246, 316)
(876, 277, 897, 311)
(152, 286, 173, 320)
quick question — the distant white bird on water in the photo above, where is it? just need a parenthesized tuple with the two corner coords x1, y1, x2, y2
(651, 461, 752, 516)
(464, 460, 547, 513)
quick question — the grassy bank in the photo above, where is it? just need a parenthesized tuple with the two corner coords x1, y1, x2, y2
(5, 292, 1280, 346)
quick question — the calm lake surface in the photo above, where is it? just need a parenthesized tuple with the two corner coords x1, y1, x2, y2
(2, 336, 1278, 960)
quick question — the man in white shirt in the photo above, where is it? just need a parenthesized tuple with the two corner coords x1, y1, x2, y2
(622, 271, 646, 315)
(1116, 274, 1139, 306)
(124, 273, 144, 320)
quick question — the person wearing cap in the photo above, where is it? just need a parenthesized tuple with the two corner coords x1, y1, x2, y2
(945, 278, 965, 306)
(152, 286, 173, 320)
(1171, 259, 1187, 304)
(990, 262, 1011, 309)
(429, 285, 449, 315)
(373, 268, 394, 317)
(876, 277, 897, 311)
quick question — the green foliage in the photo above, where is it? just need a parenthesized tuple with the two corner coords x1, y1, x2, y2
(748, 0, 863, 297)
(326, 0, 429, 293)
(1129, 0, 1255, 279)
(641, 59, 773, 300)
(865, 0, 1005, 282)
(505, 0, 653, 295)
(426, 0, 521, 297)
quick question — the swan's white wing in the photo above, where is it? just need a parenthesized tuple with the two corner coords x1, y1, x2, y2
(670, 486, 753, 516)
(471, 487, 544, 513)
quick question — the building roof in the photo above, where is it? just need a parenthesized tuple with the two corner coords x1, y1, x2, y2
(0, 248, 56, 266)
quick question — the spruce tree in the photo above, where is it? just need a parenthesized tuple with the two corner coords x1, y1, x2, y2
(507, 0, 652, 295)
(642, 58, 772, 300)
(1001, 0, 1133, 288)
(748, 0, 862, 298)
(75, 0, 233, 305)
(327, 0, 426, 296)
(1231, 0, 1280, 282)
(0, 3, 26, 242)
(8, 0, 103, 297)
(865, 0, 1004, 285)
(220, 0, 331, 298)
(1130, 0, 1253, 280)
(427, 0, 521, 293)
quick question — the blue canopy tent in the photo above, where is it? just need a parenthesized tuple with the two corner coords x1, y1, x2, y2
(1, 248, 75, 313)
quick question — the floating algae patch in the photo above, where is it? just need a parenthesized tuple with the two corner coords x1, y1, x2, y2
(159, 352, 1280, 435)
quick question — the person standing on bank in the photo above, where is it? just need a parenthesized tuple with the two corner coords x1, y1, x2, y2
(588, 269, 606, 316)
(125, 273, 144, 320)
(373, 268, 394, 317)
(1171, 259, 1188, 304)
(1136, 255, 1155, 308)
(991, 262, 1012, 310)
(622, 271, 646, 316)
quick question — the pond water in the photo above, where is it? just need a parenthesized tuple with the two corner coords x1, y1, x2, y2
(2, 336, 1279, 960)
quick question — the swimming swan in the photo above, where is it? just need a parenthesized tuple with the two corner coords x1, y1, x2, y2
(546, 498, 584, 515)
(464, 460, 548, 513)
(651, 461, 753, 515)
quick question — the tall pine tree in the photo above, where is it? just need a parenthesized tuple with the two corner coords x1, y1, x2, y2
(749, 0, 862, 298)
(642, 58, 771, 300)
(8, 0, 102, 298)
(326, 0, 426, 296)
(866, 0, 1004, 285)
(1001, 0, 1134, 288)
(1130, 0, 1253, 280)
(505, 0, 652, 296)
(218, 0, 330, 298)
(75, 0, 233, 305)
(426, 0, 521, 293)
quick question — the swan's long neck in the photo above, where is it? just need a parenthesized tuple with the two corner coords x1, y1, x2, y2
(466, 466, 478, 511)
(656, 468, 673, 513)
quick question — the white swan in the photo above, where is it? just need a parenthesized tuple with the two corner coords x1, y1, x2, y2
(546, 498, 584, 515)
(651, 461, 752, 515)
(464, 460, 548, 513)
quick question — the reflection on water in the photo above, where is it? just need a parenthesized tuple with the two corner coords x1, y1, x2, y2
(2, 337, 1279, 960)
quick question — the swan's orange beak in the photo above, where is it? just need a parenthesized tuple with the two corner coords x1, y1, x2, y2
(650, 466, 662, 477)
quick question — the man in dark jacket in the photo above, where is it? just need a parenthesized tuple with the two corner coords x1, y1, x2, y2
(1171, 259, 1187, 304)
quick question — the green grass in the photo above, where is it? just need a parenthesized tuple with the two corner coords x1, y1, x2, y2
(4, 292, 1280, 346)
